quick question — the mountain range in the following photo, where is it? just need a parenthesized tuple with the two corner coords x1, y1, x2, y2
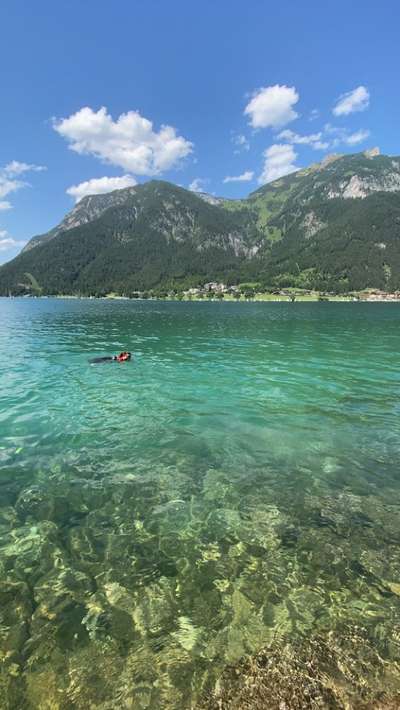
(1, 148, 400, 296)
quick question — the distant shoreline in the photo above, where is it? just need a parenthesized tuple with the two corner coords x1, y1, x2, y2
(3, 294, 400, 303)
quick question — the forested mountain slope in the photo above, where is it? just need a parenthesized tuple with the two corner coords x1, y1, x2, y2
(1, 150, 400, 295)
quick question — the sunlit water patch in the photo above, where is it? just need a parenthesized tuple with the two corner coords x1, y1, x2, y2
(1, 299, 400, 708)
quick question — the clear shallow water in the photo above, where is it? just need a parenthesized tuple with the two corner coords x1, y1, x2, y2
(1, 299, 400, 707)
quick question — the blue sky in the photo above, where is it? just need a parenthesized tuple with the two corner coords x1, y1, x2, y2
(0, 0, 399, 264)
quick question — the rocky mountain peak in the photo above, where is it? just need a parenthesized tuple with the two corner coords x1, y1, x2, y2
(364, 147, 380, 158)
(23, 185, 138, 252)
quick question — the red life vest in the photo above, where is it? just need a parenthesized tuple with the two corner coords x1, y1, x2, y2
(116, 352, 130, 362)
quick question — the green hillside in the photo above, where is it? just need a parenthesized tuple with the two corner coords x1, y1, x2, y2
(1, 150, 400, 296)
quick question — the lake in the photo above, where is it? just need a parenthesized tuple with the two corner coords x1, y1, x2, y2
(1, 298, 400, 708)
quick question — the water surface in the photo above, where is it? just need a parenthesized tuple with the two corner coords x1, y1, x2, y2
(1, 299, 400, 707)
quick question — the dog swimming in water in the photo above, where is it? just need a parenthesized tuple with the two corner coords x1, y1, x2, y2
(89, 351, 132, 364)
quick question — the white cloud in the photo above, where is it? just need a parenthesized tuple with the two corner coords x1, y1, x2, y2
(343, 128, 370, 145)
(0, 177, 25, 200)
(258, 144, 298, 184)
(189, 178, 208, 192)
(232, 133, 250, 153)
(333, 86, 370, 116)
(66, 175, 137, 202)
(0, 230, 26, 252)
(0, 161, 46, 211)
(0, 163, 44, 262)
(54, 106, 193, 176)
(280, 123, 370, 152)
(223, 171, 254, 183)
(4, 160, 46, 175)
(324, 123, 370, 147)
(244, 84, 299, 129)
(278, 129, 329, 150)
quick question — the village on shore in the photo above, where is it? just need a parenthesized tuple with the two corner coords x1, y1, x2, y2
(101, 281, 400, 302)
(11, 280, 400, 302)
(176, 282, 400, 302)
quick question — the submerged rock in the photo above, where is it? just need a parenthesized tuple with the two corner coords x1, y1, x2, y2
(16, 486, 54, 522)
(198, 626, 400, 709)
(1, 457, 400, 707)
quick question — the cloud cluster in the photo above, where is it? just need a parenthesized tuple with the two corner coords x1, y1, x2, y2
(54, 107, 193, 176)
(259, 144, 298, 184)
(223, 171, 254, 183)
(51, 86, 372, 202)
(241, 82, 372, 185)
(278, 125, 370, 152)
(258, 124, 370, 184)
(66, 175, 137, 202)
(277, 129, 329, 150)
(344, 128, 370, 145)
(333, 86, 370, 116)
(0, 163, 45, 260)
(0, 176, 25, 208)
(4, 160, 46, 176)
(324, 123, 370, 146)
(244, 85, 299, 129)
(0, 160, 46, 211)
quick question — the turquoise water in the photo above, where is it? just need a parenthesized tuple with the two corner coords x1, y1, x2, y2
(1, 298, 400, 707)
